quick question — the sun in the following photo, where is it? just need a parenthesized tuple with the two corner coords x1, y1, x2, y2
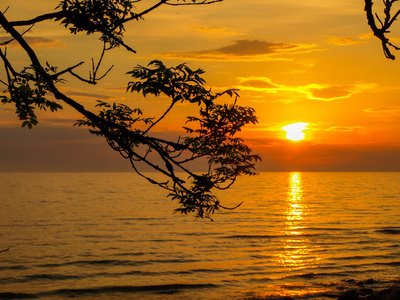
(281, 122, 309, 141)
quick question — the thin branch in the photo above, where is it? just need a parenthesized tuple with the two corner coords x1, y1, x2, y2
(95, 65, 114, 81)
(90, 43, 114, 82)
(0, 48, 19, 77)
(0, 248, 9, 254)
(218, 201, 243, 210)
(129, 158, 173, 191)
(143, 99, 178, 134)
(0, 24, 34, 46)
(388, 8, 400, 27)
(63, 48, 113, 85)
(9, 11, 64, 27)
(165, 0, 223, 6)
(118, 0, 168, 25)
(375, 12, 384, 27)
(51, 61, 85, 79)
(69, 70, 97, 84)
(365, 0, 396, 59)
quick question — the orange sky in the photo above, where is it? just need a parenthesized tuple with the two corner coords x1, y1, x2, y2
(1, 0, 400, 171)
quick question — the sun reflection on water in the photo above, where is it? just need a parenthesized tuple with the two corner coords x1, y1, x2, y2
(286, 172, 305, 235)
(276, 172, 319, 272)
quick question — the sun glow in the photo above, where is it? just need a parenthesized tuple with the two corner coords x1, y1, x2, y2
(281, 122, 309, 141)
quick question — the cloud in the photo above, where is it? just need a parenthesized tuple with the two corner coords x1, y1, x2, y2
(247, 138, 400, 171)
(0, 36, 65, 49)
(0, 125, 128, 172)
(326, 126, 364, 132)
(359, 33, 374, 40)
(98, 86, 127, 93)
(42, 118, 79, 126)
(236, 77, 375, 102)
(364, 106, 400, 114)
(310, 86, 354, 100)
(162, 39, 320, 61)
(239, 79, 277, 89)
(59, 86, 128, 102)
(2, 125, 400, 172)
(0, 107, 14, 113)
(327, 36, 363, 46)
(65, 90, 113, 100)
(189, 26, 242, 36)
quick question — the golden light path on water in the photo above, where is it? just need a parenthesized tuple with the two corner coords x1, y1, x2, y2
(274, 172, 323, 298)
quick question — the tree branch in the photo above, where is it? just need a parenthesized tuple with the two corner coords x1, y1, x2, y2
(9, 11, 64, 27)
(119, 0, 168, 25)
(0, 248, 9, 254)
(365, 0, 400, 59)
(165, 0, 223, 5)
(0, 11, 193, 195)
(143, 99, 178, 134)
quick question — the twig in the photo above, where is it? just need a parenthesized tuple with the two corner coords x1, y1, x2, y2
(9, 11, 64, 27)
(165, 0, 223, 6)
(0, 248, 9, 254)
(0, 24, 34, 46)
(365, 0, 400, 59)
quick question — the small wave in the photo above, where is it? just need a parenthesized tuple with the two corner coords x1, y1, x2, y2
(289, 272, 318, 279)
(183, 232, 210, 236)
(336, 255, 371, 261)
(146, 239, 183, 242)
(248, 277, 273, 283)
(37, 258, 200, 269)
(113, 252, 146, 257)
(0, 292, 37, 299)
(223, 234, 274, 239)
(1, 284, 217, 298)
(150, 258, 200, 264)
(377, 261, 400, 266)
(0, 273, 83, 284)
(37, 259, 146, 268)
(245, 290, 335, 300)
(251, 254, 274, 259)
(0, 265, 28, 271)
(309, 227, 351, 232)
(283, 270, 360, 280)
(42, 283, 217, 297)
(77, 234, 122, 239)
(113, 217, 164, 221)
(29, 273, 80, 281)
(282, 272, 333, 280)
(376, 228, 400, 235)
(223, 233, 318, 239)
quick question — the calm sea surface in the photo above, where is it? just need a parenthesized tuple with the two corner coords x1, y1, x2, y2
(0, 172, 399, 299)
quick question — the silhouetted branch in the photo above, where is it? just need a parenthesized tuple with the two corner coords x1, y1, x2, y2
(0, 48, 19, 78)
(365, 0, 400, 59)
(55, 45, 114, 85)
(90, 43, 114, 82)
(118, 0, 223, 25)
(0, 24, 34, 47)
(143, 99, 178, 134)
(0, 0, 260, 219)
(118, 0, 168, 25)
(165, 0, 223, 5)
(9, 11, 64, 27)
(51, 62, 84, 79)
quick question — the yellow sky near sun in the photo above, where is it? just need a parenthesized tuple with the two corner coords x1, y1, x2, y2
(2, 0, 400, 171)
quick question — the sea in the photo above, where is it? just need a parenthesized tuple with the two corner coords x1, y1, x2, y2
(0, 172, 399, 300)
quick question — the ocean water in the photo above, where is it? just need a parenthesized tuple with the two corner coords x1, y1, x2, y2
(0, 172, 399, 300)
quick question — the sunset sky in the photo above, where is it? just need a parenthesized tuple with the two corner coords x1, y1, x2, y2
(1, 0, 400, 171)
